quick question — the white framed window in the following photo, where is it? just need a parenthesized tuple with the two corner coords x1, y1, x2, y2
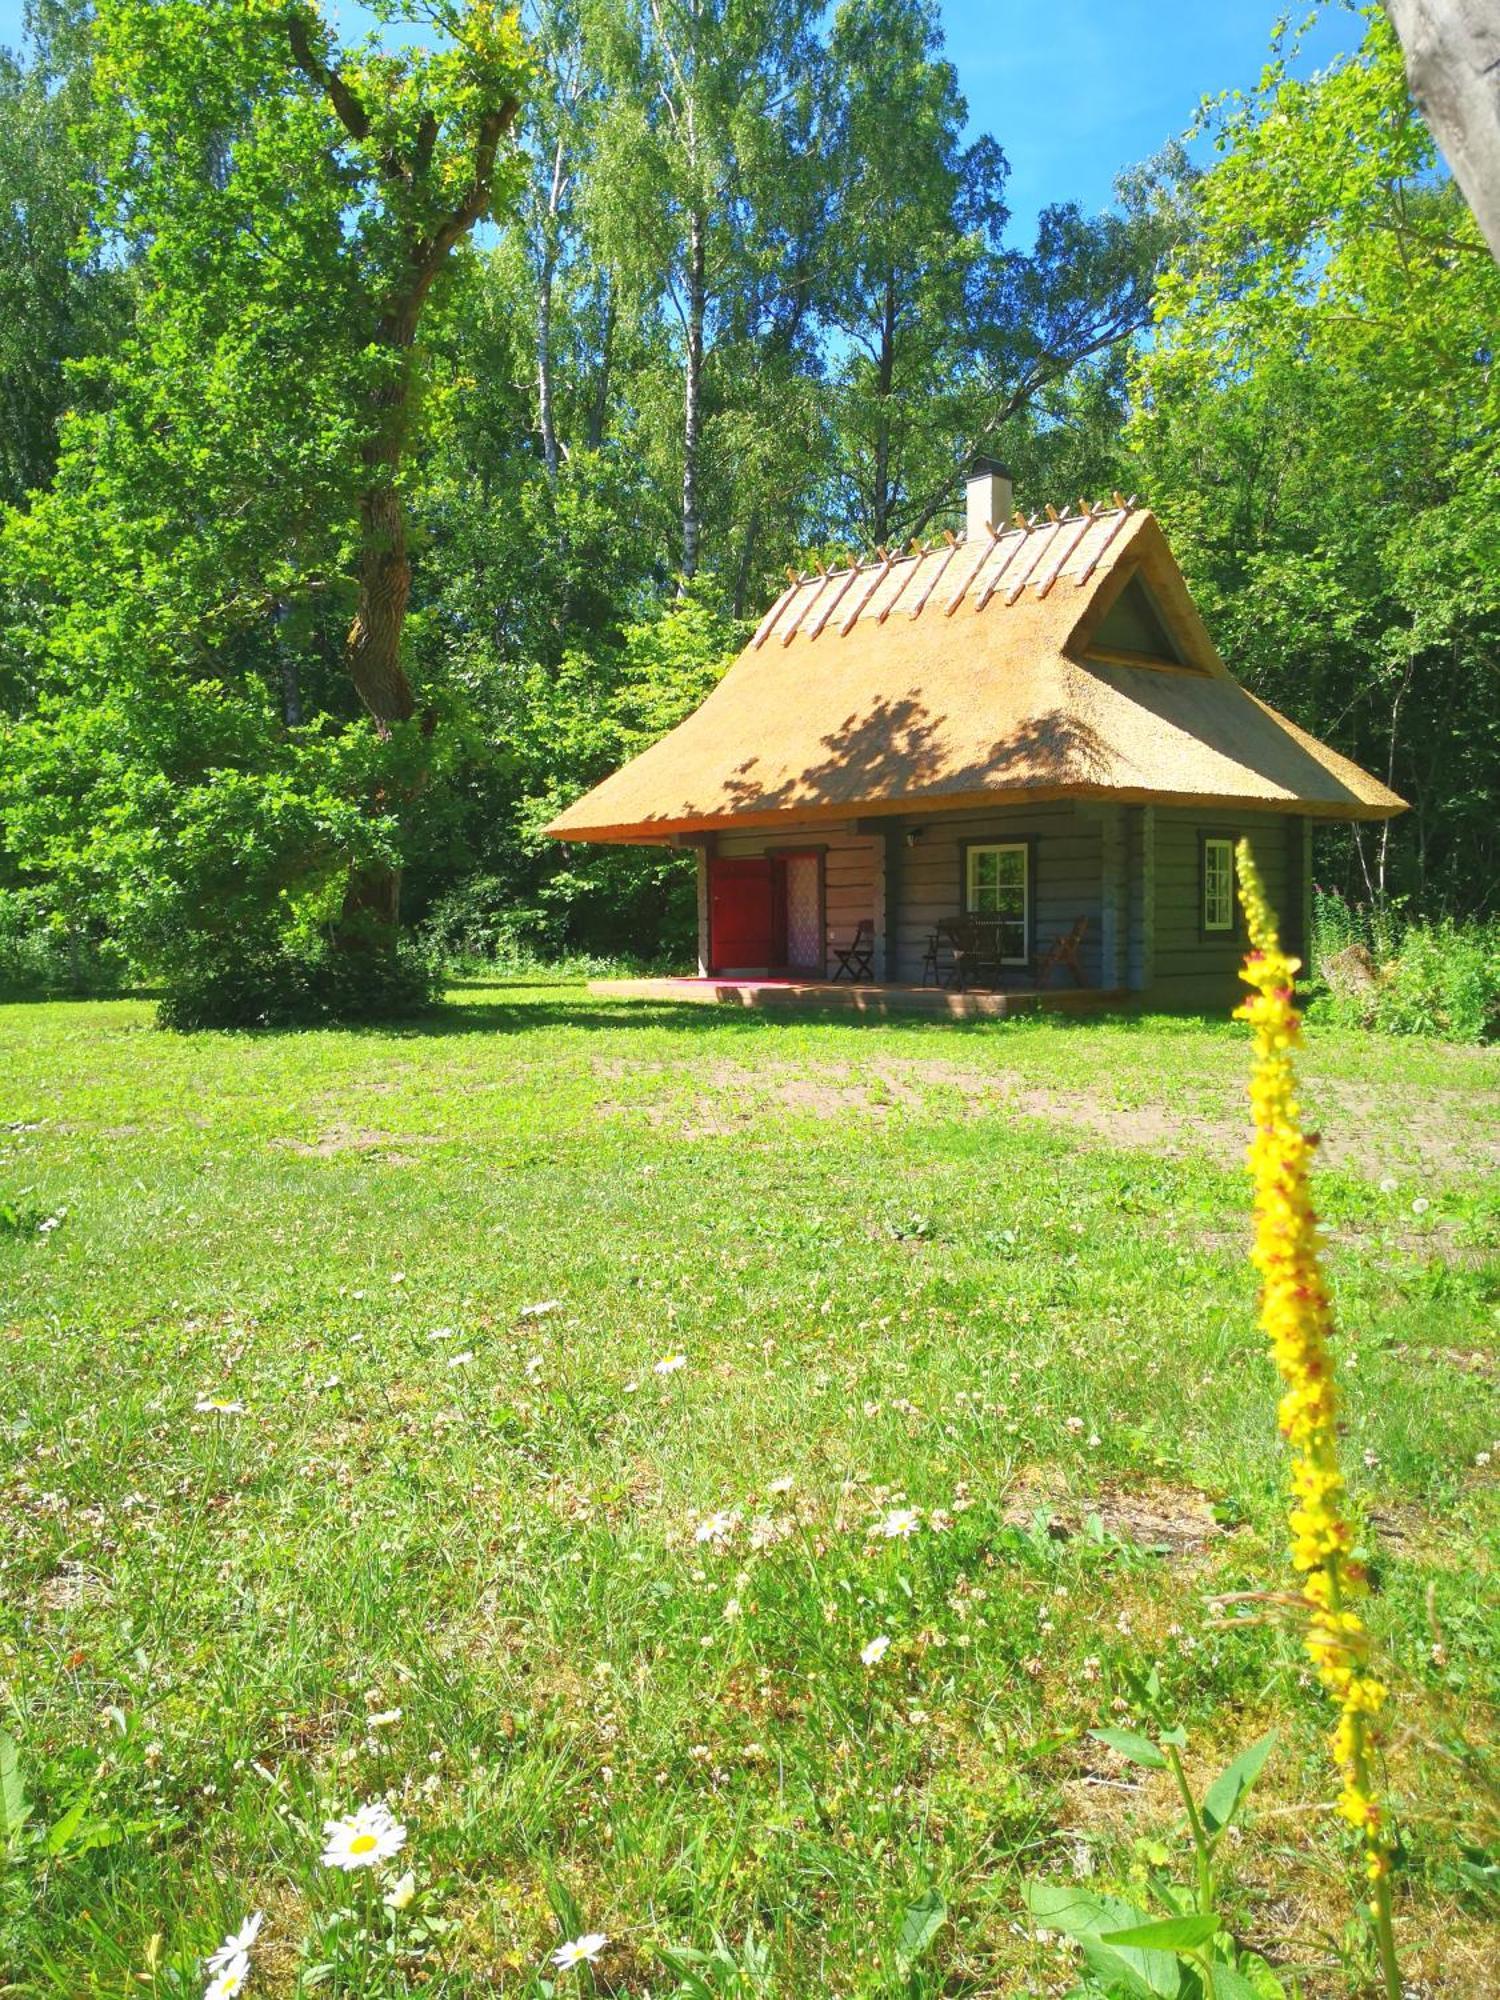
(964, 842, 1029, 963)
(1202, 836, 1235, 934)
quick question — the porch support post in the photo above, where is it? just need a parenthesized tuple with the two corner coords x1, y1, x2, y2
(1284, 814, 1314, 970)
(1098, 804, 1127, 992)
(1127, 805, 1155, 994)
(676, 832, 716, 976)
(881, 824, 903, 983)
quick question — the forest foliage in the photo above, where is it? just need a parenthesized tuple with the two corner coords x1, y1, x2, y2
(0, 0, 1495, 1018)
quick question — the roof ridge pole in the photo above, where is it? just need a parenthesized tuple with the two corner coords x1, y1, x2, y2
(972, 523, 1038, 614)
(1002, 514, 1070, 606)
(941, 522, 1004, 618)
(904, 539, 964, 619)
(839, 548, 897, 635)
(751, 582, 798, 649)
(1033, 511, 1097, 600)
(781, 570, 838, 647)
(1071, 504, 1136, 587)
(805, 559, 864, 640)
(877, 545, 926, 623)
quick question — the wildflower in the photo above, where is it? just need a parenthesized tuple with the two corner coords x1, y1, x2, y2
(694, 1510, 736, 1545)
(552, 1933, 609, 1970)
(194, 1396, 245, 1415)
(383, 1870, 417, 1911)
(1378, 1176, 1398, 1194)
(861, 1634, 891, 1666)
(203, 1960, 249, 2000)
(320, 1800, 407, 1871)
(768, 1474, 795, 1494)
(519, 1300, 560, 1318)
(873, 1508, 920, 1539)
(723, 1597, 742, 1621)
(654, 1352, 687, 1375)
(1235, 843, 1399, 1978)
(206, 1913, 262, 1975)
(1410, 1197, 1430, 1216)
(447, 1351, 474, 1367)
(367, 1709, 402, 1730)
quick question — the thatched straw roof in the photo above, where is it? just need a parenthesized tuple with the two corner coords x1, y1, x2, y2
(546, 506, 1405, 843)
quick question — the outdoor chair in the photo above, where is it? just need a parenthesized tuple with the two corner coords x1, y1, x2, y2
(830, 919, 875, 983)
(935, 917, 1007, 993)
(1035, 914, 1089, 986)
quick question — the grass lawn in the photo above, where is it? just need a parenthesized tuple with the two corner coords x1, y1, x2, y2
(2, 983, 1497, 1997)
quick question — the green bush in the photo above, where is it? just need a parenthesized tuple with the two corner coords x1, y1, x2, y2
(1310, 889, 1498, 1043)
(0, 888, 130, 998)
(156, 938, 441, 1031)
(1373, 920, 1500, 1043)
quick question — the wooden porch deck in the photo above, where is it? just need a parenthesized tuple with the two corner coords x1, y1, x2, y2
(588, 976, 1128, 1020)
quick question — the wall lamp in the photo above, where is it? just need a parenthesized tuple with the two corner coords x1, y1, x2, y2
(904, 826, 925, 847)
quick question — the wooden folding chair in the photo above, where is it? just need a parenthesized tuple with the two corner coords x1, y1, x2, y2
(1035, 915, 1089, 987)
(830, 919, 875, 983)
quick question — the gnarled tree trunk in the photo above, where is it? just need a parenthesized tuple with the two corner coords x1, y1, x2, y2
(286, 13, 517, 957)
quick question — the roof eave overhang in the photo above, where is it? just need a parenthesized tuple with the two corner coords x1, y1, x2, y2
(545, 782, 1406, 845)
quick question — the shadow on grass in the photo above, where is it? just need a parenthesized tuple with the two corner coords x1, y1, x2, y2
(370, 994, 1219, 1041)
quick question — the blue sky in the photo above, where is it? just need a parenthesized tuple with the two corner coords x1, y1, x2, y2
(1, 0, 1363, 239)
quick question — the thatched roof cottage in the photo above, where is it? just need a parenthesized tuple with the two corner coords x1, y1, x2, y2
(547, 464, 1404, 1015)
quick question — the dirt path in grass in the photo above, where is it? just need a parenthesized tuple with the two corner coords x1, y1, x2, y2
(594, 1054, 1498, 1188)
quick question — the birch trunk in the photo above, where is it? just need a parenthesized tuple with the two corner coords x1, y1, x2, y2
(680, 209, 706, 582)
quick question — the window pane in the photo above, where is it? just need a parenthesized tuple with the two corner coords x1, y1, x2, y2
(1204, 841, 1233, 930)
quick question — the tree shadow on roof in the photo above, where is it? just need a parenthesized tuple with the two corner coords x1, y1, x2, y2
(670, 695, 1115, 821)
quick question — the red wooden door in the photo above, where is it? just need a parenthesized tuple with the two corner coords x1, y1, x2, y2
(708, 859, 775, 971)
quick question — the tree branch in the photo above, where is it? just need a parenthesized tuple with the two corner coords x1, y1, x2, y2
(286, 9, 371, 143)
(404, 99, 520, 311)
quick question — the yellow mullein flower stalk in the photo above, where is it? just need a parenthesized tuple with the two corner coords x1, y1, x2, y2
(1234, 841, 1401, 2000)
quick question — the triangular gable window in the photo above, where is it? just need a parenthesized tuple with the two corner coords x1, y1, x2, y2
(1088, 574, 1188, 667)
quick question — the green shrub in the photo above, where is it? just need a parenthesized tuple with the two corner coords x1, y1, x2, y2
(156, 938, 440, 1031)
(0, 888, 130, 998)
(1373, 920, 1500, 1043)
(1310, 889, 1498, 1043)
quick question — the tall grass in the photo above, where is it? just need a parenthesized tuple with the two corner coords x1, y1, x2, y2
(1310, 888, 1499, 1043)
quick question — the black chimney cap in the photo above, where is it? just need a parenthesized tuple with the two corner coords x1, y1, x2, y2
(968, 455, 1014, 480)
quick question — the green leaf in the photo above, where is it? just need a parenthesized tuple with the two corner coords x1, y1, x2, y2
(44, 1793, 90, 1856)
(1091, 1727, 1167, 1770)
(896, 1888, 946, 1969)
(1022, 1881, 1182, 1998)
(1203, 1963, 1267, 2000)
(1100, 1914, 1220, 1950)
(1202, 1731, 1277, 1836)
(0, 1734, 29, 1846)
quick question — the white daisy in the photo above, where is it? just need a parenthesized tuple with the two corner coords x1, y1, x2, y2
(861, 1634, 891, 1666)
(873, 1508, 920, 1540)
(203, 1958, 249, 2000)
(552, 1932, 609, 1970)
(447, 1351, 475, 1367)
(206, 1913, 262, 1975)
(694, 1510, 736, 1545)
(519, 1300, 561, 1319)
(320, 1800, 407, 1871)
(194, 1396, 246, 1415)
(654, 1352, 687, 1375)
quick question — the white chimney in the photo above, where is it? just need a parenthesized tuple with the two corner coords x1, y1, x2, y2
(965, 457, 1013, 542)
